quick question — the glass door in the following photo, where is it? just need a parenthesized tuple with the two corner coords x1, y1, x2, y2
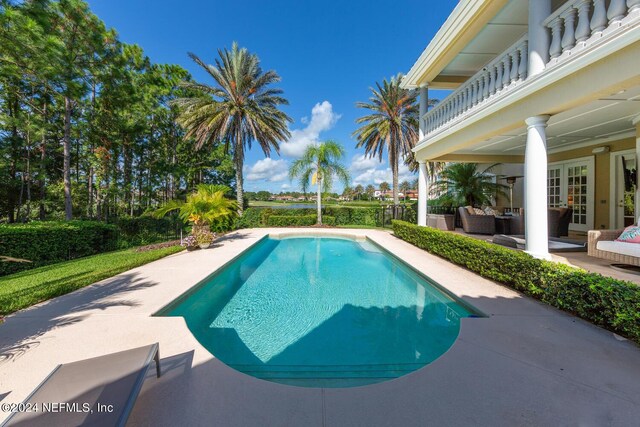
(564, 161, 592, 232)
(547, 158, 594, 232)
(547, 166, 564, 208)
(611, 152, 636, 228)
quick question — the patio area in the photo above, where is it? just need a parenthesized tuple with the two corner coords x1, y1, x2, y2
(1, 228, 639, 426)
(451, 228, 640, 284)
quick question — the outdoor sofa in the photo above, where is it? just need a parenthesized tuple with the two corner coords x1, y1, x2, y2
(588, 228, 640, 267)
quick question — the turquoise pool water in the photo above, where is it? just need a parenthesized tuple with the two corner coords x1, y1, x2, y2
(161, 236, 478, 387)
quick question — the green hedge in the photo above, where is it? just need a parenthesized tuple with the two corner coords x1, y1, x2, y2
(237, 207, 387, 228)
(266, 214, 336, 227)
(0, 221, 118, 277)
(391, 220, 640, 342)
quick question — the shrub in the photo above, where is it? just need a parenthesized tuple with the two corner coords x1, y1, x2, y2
(391, 220, 640, 342)
(0, 221, 118, 277)
(266, 214, 336, 227)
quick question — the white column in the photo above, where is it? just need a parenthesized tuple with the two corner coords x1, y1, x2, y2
(419, 84, 429, 140)
(528, 0, 552, 76)
(524, 115, 551, 259)
(418, 161, 428, 227)
(633, 115, 640, 221)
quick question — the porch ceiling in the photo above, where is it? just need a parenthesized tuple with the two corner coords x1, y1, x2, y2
(450, 85, 640, 156)
(439, 0, 528, 81)
(429, 0, 567, 88)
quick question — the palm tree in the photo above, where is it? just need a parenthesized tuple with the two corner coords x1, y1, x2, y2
(432, 163, 509, 207)
(399, 180, 411, 201)
(353, 74, 418, 206)
(172, 43, 292, 215)
(365, 184, 375, 201)
(354, 184, 364, 201)
(379, 181, 390, 200)
(153, 184, 238, 231)
(289, 140, 350, 225)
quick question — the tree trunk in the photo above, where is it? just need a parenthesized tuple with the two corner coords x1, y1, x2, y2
(39, 102, 47, 220)
(392, 146, 399, 208)
(87, 167, 93, 218)
(63, 96, 73, 220)
(123, 137, 132, 213)
(316, 170, 322, 225)
(234, 139, 244, 215)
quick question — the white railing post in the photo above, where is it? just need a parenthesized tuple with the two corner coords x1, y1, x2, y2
(496, 61, 504, 91)
(575, 0, 592, 42)
(518, 41, 528, 80)
(608, 0, 628, 24)
(591, 0, 608, 33)
(502, 56, 511, 88)
(560, 7, 577, 52)
(510, 50, 519, 83)
(548, 17, 564, 59)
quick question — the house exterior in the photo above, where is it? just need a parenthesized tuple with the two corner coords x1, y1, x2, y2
(403, 0, 640, 258)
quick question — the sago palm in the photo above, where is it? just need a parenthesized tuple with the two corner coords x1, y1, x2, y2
(171, 43, 291, 214)
(289, 140, 350, 225)
(353, 74, 418, 206)
(153, 184, 238, 229)
(432, 163, 509, 207)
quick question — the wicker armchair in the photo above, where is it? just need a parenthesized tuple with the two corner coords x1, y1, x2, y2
(458, 207, 496, 235)
(496, 208, 571, 237)
(548, 208, 572, 237)
(588, 229, 640, 266)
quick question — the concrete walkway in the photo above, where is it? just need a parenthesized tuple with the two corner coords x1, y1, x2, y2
(1, 228, 639, 426)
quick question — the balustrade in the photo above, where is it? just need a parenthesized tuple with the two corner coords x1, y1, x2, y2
(419, 0, 638, 141)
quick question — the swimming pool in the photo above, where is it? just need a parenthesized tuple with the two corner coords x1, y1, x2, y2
(159, 235, 480, 387)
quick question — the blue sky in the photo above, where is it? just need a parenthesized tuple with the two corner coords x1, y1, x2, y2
(88, 0, 457, 193)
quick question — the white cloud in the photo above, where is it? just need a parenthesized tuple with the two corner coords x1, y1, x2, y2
(351, 158, 415, 187)
(350, 154, 381, 173)
(281, 183, 291, 190)
(280, 101, 341, 157)
(246, 158, 289, 182)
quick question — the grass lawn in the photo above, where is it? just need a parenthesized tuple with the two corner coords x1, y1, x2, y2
(0, 245, 183, 316)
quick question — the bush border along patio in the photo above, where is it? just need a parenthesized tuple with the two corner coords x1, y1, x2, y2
(0, 245, 183, 315)
(392, 220, 640, 343)
(0, 221, 118, 277)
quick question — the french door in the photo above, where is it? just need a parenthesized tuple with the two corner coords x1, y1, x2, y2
(610, 150, 636, 229)
(547, 158, 594, 232)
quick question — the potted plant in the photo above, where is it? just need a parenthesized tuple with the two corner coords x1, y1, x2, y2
(153, 184, 238, 236)
(181, 234, 198, 251)
(194, 229, 215, 249)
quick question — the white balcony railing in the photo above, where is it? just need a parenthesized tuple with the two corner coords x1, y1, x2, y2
(420, 0, 640, 141)
(422, 36, 529, 136)
(544, 0, 640, 65)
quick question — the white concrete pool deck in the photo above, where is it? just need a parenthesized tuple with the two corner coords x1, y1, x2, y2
(1, 228, 640, 426)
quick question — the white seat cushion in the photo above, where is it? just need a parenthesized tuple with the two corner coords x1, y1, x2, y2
(596, 240, 640, 258)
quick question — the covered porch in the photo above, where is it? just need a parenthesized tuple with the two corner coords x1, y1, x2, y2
(409, 0, 640, 261)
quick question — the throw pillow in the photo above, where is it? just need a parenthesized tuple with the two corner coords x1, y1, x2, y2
(465, 206, 475, 215)
(473, 208, 485, 215)
(484, 207, 497, 216)
(616, 225, 640, 243)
